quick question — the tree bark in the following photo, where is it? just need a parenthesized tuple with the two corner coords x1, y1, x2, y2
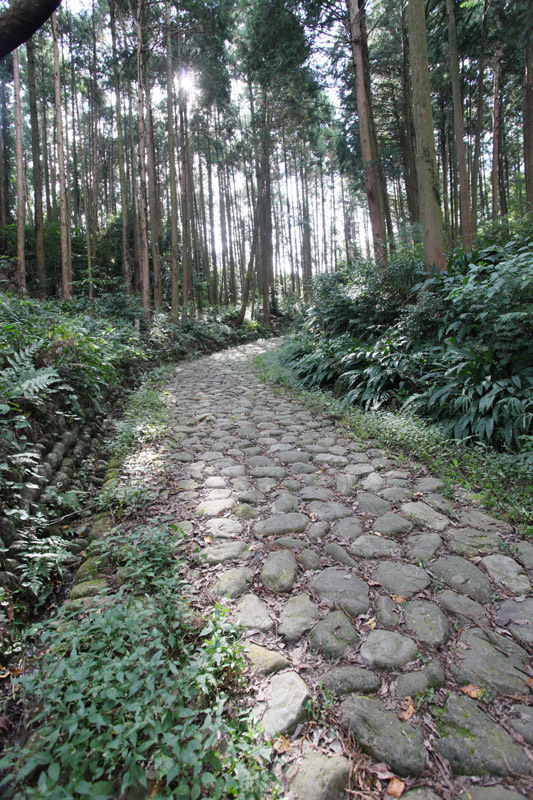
(408, 0, 446, 272)
(524, 31, 533, 212)
(13, 46, 25, 290)
(346, 0, 387, 263)
(145, 75, 162, 310)
(471, 0, 487, 237)
(166, 0, 180, 317)
(491, 49, 502, 221)
(27, 37, 46, 295)
(446, 0, 471, 251)
(0, 0, 61, 60)
(136, 0, 151, 321)
(52, 13, 70, 298)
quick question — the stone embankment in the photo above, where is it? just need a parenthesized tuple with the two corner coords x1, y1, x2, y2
(70, 339, 533, 799)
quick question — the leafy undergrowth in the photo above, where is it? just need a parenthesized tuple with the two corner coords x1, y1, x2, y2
(281, 223, 533, 454)
(255, 349, 533, 532)
(0, 524, 274, 800)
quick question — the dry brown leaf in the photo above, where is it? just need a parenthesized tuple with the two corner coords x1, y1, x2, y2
(461, 683, 483, 699)
(526, 677, 533, 689)
(397, 697, 415, 721)
(204, 535, 213, 544)
(367, 617, 377, 629)
(386, 777, 405, 798)
(272, 735, 292, 754)
(392, 594, 406, 604)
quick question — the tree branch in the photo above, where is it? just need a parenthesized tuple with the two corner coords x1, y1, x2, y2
(0, 0, 62, 60)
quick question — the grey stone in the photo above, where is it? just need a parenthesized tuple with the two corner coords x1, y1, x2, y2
(313, 453, 349, 468)
(308, 501, 352, 521)
(449, 527, 501, 555)
(235, 503, 260, 519)
(404, 600, 450, 647)
(249, 466, 288, 479)
(271, 493, 299, 514)
(406, 533, 442, 561)
(321, 665, 380, 696)
(220, 465, 246, 477)
(276, 449, 311, 464)
(300, 548, 321, 570)
(360, 629, 418, 669)
(361, 472, 385, 492)
(299, 487, 335, 501)
(401, 502, 450, 531)
(309, 610, 359, 658)
(514, 539, 533, 568)
(433, 694, 531, 776)
(451, 628, 530, 696)
(195, 497, 235, 516)
(509, 704, 533, 746)
(290, 463, 317, 475)
(282, 479, 302, 491)
(279, 594, 318, 642)
(238, 490, 266, 505)
(332, 518, 364, 541)
(496, 597, 533, 646)
(202, 540, 251, 565)
(256, 477, 277, 492)
(307, 521, 330, 541)
(372, 513, 412, 537)
(311, 567, 370, 616)
(481, 554, 531, 594)
(216, 567, 253, 598)
(205, 518, 243, 538)
(356, 492, 392, 515)
(205, 476, 227, 488)
(402, 790, 443, 800)
(414, 477, 444, 492)
(234, 594, 274, 632)
(70, 578, 107, 599)
(431, 556, 492, 603)
(349, 535, 397, 558)
(376, 595, 399, 627)
(341, 695, 426, 776)
(436, 590, 487, 624)
(258, 671, 311, 738)
(396, 660, 445, 697)
(345, 463, 374, 477)
(336, 474, 359, 495)
(324, 543, 357, 567)
(459, 508, 511, 531)
(242, 642, 290, 675)
(277, 536, 305, 550)
(247, 455, 276, 467)
(288, 752, 350, 800)
(424, 493, 455, 514)
(381, 487, 413, 503)
(261, 550, 298, 592)
(254, 513, 309, 537)
(375, 561, 431, 597)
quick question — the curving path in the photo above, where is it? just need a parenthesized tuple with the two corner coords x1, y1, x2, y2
(141, 339, 532, 799)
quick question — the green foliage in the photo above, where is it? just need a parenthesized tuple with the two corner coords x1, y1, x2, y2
(0, 525, 274, 799)
(281, 229, 533, 452)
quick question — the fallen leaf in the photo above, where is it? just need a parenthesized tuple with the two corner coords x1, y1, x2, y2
(367, 617, 377, 630)
(367, 763, 395, 780)
(0, 671, 10, 680)
(0, 716, 10, 731)
(386, 777, 405, 798)
(397, 697, 415, 720)
(392, 594, 406, 604)
(461, 683, 483, 699)
(526, 677, 533, 689)
(204, 535, 213, 544)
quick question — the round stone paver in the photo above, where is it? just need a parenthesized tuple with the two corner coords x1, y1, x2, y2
(202, 540, 252, 565)
(375, 561, 431, 597)
(261, 550, 298, 592)
(278, 594, 317, 641)
(321, 665, 380, 696)
(307, 501, 352, 521)
(356, 492, 392, 515)
(481, 554, 531, 595)
(288, 751, 350, 800)
(403, 600, 450, 647)
(234, 594, 274, 632)
(258, 671, 311, 738)
(216, 566, 254, 598)
(309, 610, 359, 659)
(310, 567, 370, 616)
(360, 629, 418, 669)
(431, 556, 492, 603)
(372, 512, 412, 537)
(254, 512, 309, 537)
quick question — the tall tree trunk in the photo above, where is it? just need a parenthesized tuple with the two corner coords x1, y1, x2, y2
(136, 0, 151, 321)
(206, 132, 218, 303)
(110, 0, 131, 294)
(491, 49, 502, 221)
(145, 76, 162, 311)
(13, 46, 25, 290)
(166, 0, 180, 317)
(471, 0, 487, 237)
(27, 37, 46, 295)
(178, 53, 193, 307)
(524, 30, 533, 213)
(0, 64, 8, 251)
(446, 0, 471, 251)
(346, 0, 387, 263)
(408, 0, 446, 271)
(259, 97, 272, 326)
(401, 3, 419, 225)
(52, 13, 70, 297)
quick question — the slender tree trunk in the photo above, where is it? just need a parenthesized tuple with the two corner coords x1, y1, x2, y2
(27, 37, 46, 295)
(110, 0, 131, 294)
(136, 0, 151, 321)
(0, 65, 8, 251)
(52, 13, 70, 297)
(128, 90, 141, 295)
(491, 49, 502, 221)
(259, 96, 272, 326)
(346, 0, 387, 262)
(13, 46, 25, 289)
(166, 0, 180, 316)
(178, 54, 193, 307)
(408, 0, 446, 271)
(524, 30, 533, 212)
(206, 132, 218, 303)
(145, 75, 162, 310)
(446, 0, 471, 250)
(401, 4, 419, 226)
(471, 0, 486, 237)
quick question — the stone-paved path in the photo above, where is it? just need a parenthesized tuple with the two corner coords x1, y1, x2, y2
(144, 340, 532, 799)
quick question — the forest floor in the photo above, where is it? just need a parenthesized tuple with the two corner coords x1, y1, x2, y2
(15, 338, 533, 799)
